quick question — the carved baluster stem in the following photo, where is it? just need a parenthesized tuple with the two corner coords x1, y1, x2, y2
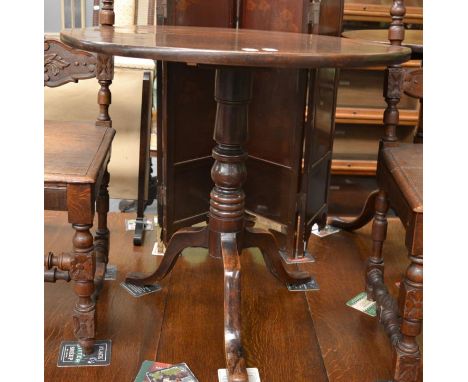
(394, 254, 423, 382)
(96, 0, 114, 127)
(209, 68, 251, 256)
(70, 224, 96, 355)
(366, 190, 389, 300)
(383, 0, 406, 142)
(96, 54, 114, 127)
(210, 68, 251, 382)
(99, 0, 115, 26)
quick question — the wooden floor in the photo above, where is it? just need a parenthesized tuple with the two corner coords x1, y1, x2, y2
(45, 211, 421, 381)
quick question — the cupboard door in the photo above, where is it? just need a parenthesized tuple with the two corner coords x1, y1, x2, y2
(240, 0, 310, 257)
(241, 0, 344, 258)
(300, 1, 344, 248)
(157, 1, 236, 243)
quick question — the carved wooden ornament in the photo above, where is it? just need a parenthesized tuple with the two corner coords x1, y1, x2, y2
(44, 40, 96, 88)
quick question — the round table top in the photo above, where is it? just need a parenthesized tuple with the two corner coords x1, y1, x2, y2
(61, 25, 411, 69)
(342, 29, 423, 54)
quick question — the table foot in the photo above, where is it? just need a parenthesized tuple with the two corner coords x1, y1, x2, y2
(221, 233, 248, 382)
(125, 226, 208, 285)
(244, 226, 311, 286)
(132, 217, 145, 246)
(328, 189, 378, 231)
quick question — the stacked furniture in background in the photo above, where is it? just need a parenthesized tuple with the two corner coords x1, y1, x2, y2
(329, 0, 422, 217)
(43, 4, 116, 354)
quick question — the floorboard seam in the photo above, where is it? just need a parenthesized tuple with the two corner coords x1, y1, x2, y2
(154, 269, 173, 362)
(303, 291, 330, 382)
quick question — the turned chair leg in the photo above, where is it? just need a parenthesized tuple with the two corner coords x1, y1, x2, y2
(393, 252, 423, 382)
(95, 168, 110, 265)
(70, 223, 96, 355)
(366, 189, 389, 301)
(94, 168, 110, 294)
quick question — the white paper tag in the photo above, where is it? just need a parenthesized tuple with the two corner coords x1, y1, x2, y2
(217, 368, 260, 382)
(346, 292, 377, 317)
(311, 223, 340, 238)
(152, 241, 166, 256)
(125, 219, 154, 231)
(151, 216, 166, 256)
(104, 264, 117, 280)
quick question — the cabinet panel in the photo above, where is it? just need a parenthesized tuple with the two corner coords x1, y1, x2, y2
(158, 2, 235, 243)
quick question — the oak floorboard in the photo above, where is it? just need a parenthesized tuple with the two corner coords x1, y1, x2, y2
(302, 218, 421, 382)
(155, 247, 328, 382)
(45, 212, 421, 381)
(240, 248, 328, 382)
(154, 248, 226, 381)
(45, 211, 169, 381)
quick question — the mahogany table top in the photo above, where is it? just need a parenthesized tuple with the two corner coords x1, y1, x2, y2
(342, 29, 423, 54)
(61, 25, 411, 69)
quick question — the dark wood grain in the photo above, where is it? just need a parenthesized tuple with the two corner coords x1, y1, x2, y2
(44, 2, 116, 354)
(154, 246, 226, 382)
(44, 121, 115, 184)
(329, 189, 379, 229)
(154, 245, 328, 382)
(44, 39, 96, 87)
(60, 25, 411, 69)
(45, 212, 420, 381)
(301, 219, 422, 382)
(134, 71, 153, 246)
(127, 67, 313, 381)
(363, 2, 424, 380)
(342, 29, 423, 54)
(45, 212, 171, 381)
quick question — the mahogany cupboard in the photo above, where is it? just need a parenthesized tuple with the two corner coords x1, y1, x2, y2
(155, 0, 344, 260)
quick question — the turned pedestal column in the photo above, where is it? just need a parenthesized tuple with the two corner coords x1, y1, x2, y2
(126, 67, 310, 381)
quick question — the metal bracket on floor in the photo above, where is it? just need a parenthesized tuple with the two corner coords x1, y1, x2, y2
(279, 249, 316, 264)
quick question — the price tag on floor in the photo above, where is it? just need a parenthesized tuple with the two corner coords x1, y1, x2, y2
(287, 277, 320, 291)
(218, 368, 261, 382)
(120, 282, 161, 297)
(346, 292, 377, 317)
(125, 219, 154, 231)
(311, 223, 340, 238)
(104, 264, 117, 280)
(57, 340, 111, 367)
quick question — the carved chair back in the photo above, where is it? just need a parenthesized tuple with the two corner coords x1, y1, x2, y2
(44, 39, 97, 88)
(45, 1, 115, 127)
(383, 0, 422, 145)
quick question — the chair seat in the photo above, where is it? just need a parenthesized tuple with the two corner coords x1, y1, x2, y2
(381, 143, 423, 213)
(45, 121, 115, 184)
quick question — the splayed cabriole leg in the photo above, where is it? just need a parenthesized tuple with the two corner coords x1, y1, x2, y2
(393, 253, 423, 382)
(125, 226, 208, 285)
(70, 223, 96, 355)
(244, 226, 311, 285)
(125, 67, 310, 381)
(208, 68, 252, 381)
(329, 189, 378, 230)
(221, 233, 248, 381)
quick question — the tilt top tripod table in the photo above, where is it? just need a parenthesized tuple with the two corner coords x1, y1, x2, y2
(61, 24, 410, 382)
